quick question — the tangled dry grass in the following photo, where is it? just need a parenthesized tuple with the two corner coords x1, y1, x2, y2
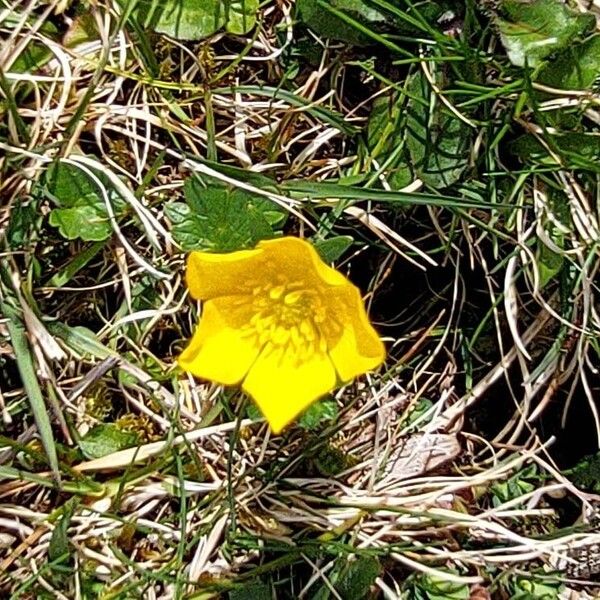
(1, 0, 600, 598)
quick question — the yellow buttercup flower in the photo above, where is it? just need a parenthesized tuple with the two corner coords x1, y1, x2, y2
(179, 237, 385, 433)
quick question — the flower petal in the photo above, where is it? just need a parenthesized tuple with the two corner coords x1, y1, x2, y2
(186, 248, 264, 300)
(258, 237, 348, 288)
(178, 297, 260, 385)
(326, 285, 386, 382)
(242, 346, 337, 433)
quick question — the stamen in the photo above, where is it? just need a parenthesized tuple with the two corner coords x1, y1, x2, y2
(248, 283, 326, 352)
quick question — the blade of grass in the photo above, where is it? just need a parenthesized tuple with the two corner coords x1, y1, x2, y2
(280, 180, 516, 209)
(45, 241, 105, 288)
(210, 85, 359, 135)
(2, 300, 60, 481)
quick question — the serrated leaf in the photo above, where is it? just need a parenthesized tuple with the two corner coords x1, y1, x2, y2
(314, 236, 353, 263)
(496, 0, 595, 67)
(405, 71, 470, 188)
(539, 34, 600, 91)
(78, 424, 139, 460)
(166, 178, 285, 252)
(164, 202, 206, 251)
(298, 398, 338, 430)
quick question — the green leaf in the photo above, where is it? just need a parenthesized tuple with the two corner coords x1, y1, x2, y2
(539, 34, 600, 90)
(537, 241, 563, 289)
(365, 94, 413, 189)
(48, 498, 79, 563)
(63, 13, 100, 48)
(78, 424, 139, 460)
(405, 398, 434, 428)
(298, 398, 339, 430)
(297, 0, 390, 45)
(414, 573, 469, 600)
(245, 402, 263, 422)
(314, 236, 353, 263)
(511, 132, 600, 169)
(564, 451, 600, 493)
(142, 0, 225, 40)
(335, 556, 381, 600)
(166, 177, 285, 252)
(496, 0, 595, 67)
(226, 0, 259, 34)
(313, 444, 351, 476)
(49, 205, 113, 242)
(45, 161, 98, 202)
(297, 0, 452, 45)
(44, 162, 123, 242)
(5, 9, 58, 73)
(132, 0, 258, 41)
(511, 576, 562, 600)
(405, 71, 470, 188)
(6, 202, 38, 249)
(534, 187, 567, 289)
(491, 464, 539, 505)
(229, 582, 271, 600)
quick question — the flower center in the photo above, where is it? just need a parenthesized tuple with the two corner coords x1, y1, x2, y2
(247, 282, 328, 356)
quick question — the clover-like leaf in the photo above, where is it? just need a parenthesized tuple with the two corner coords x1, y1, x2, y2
(49, 205, 113, 242)
(44, 162, 124, 242)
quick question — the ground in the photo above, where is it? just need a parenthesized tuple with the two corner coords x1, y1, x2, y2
(1, 1, 600, 598)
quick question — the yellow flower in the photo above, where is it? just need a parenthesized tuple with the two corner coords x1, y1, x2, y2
(178, 237, 385, 433)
